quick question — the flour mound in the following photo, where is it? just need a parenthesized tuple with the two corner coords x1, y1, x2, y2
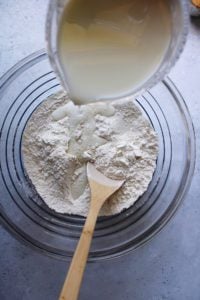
(22, 91, 158, 216)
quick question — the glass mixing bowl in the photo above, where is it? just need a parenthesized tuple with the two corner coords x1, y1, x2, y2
(0, 50, 195, 261)
(46, 0, 189, 102)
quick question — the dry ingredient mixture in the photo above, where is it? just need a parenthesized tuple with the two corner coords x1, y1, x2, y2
(22, 91, 158, 216)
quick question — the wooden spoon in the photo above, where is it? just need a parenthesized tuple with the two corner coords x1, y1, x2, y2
(59, 163, 124, 300)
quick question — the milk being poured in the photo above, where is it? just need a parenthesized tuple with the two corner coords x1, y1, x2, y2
(58, 0, 171, 104)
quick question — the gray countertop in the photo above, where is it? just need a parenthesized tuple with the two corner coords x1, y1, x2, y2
(0, 1, 200, 299)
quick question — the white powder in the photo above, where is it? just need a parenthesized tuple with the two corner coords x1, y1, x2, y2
(22, 91, 158, 216)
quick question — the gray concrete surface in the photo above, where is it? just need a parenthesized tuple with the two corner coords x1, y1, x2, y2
(0, 1, 200, 299)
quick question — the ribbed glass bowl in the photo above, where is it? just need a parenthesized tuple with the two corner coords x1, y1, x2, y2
(0, 50, 195, 261)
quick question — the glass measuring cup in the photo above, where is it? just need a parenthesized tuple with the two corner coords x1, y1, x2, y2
(46, 0, 189, 102)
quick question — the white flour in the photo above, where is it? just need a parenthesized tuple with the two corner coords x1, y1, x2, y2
(22, 91, 158, 216)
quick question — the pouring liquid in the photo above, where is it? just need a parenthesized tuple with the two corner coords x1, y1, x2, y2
(58, 0, 171, 104)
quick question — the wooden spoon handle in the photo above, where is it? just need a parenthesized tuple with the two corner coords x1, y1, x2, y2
(59, 208, 98, 300)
